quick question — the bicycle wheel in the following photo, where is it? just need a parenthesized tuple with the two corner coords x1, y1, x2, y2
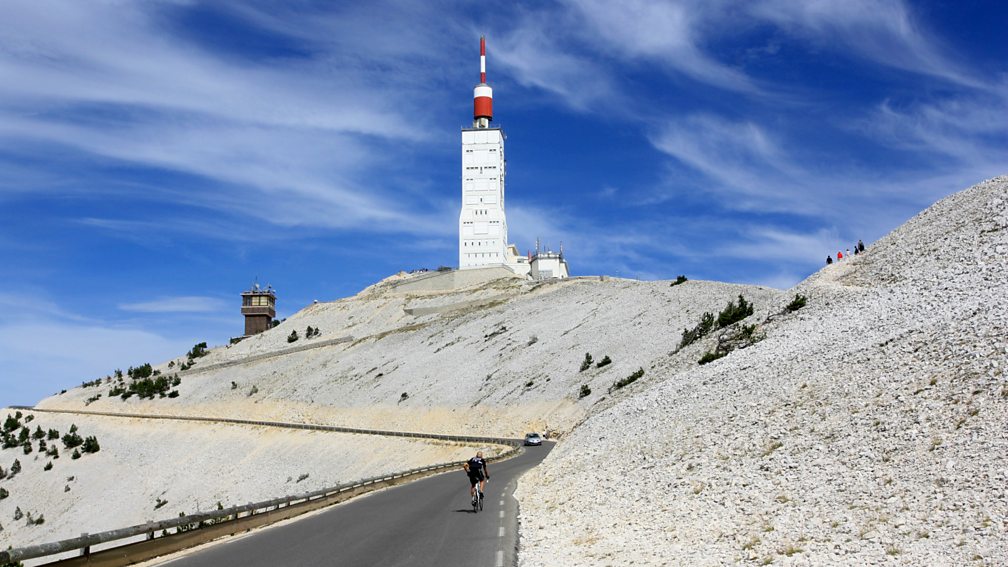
(472, 492, 478, 513)
(478, 491, 484, 511)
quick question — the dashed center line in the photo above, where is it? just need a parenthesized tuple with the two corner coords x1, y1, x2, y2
(495, 549, 504, 567)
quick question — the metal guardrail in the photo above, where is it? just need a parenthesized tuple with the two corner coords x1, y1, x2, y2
(0, 407, 521, 565)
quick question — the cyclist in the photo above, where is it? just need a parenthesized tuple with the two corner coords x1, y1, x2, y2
(463, 451, 489, 501)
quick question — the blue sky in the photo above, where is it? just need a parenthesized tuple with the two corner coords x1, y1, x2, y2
(1, 1, 1006, 407)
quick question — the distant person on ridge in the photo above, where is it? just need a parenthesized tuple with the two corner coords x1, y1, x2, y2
(463, 451, 489, 502)
(858, 239, 865, 252)
(854, 246, 859, 255)
(826, 255, 833, 265)
(846, 247, 851, 258)
(837, 250, 843, 261)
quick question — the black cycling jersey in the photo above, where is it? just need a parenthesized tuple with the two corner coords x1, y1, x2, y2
(466, 456, 486, 475)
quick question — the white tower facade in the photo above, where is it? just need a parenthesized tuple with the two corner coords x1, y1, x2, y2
(459, 127, 507, 269)
(459, 36, 509, 270)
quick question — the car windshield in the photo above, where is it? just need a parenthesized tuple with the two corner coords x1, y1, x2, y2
(526, 433, 540, 439)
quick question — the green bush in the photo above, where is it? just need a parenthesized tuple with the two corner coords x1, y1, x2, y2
(11, 460, 21, 474)
(71, 449, 81, 460)
(82, 436, 100, 454)
(0, 487, 7, 500)
(579, 353, 593, 372)
(21, 442, 31, 455)
(578, 384, 591, 399)
(38, 439, 46, 452)
(0, 466, 5, 479)
(698, 350, 727, 365)
(670, 275, 688, 286)
(679, 312, 715, 349)
(1, 434, 16, 449)
(287, 330, 299, 343)
(31, 426, 44, 440)
(612, 368, 645, 390)
(46, 429, 59, 441)
(47, 445, 59, 459)
(785, 294, 807, 312)
(187, 342, 208, 360)
(595, 355, 612, 368)
(13, 507, 22, 521)
(43, 461, 53, 471)
(167, 390, 179, 398)
(17, 427, 29, 444)
(716, 295, 754, 328)
(128, 363, 154, 379)
(62, 431, 83, 449)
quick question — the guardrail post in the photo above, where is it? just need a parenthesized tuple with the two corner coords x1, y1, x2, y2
(81, 533, 90, 557)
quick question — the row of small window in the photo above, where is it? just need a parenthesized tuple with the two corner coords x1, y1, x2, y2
(465, 252, 501, 259)
(464, 148, 499, 152)
(463, 178, 498, 182)
(464, 166, 498, 170)
(463, 240, 499, 247)
(242, 296, 274, 307)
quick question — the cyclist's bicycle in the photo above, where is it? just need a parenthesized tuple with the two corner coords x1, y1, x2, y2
(471, 479, 486, 512)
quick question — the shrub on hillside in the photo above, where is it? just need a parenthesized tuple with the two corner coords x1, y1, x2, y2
(698, 350, 727, 365)
(595, 355, 612, 369)
(71, 449, 81, 460)
(0, 466, 5, 479)
(187, 342, 208, 360)
(21, 442, 31, 455)
(679, 312, 715, 349)
(612, 368, 645, 391)
(82, 436, 100, 454)
(579, 353, 593, 372)
(0, 487, 7, 500)
(716, 295, 754, 328)
(46, 429, 58, 441)
(578, 384, 591, 399)
(46, 445, 59, 459)
(17, 427, 28, 444)
(31, 426, 44, 440)
(128, 363, 154, 379)
(785, 294, 807, 312)
(1, 434, 15, 450)
(62, 431, 83, 449)
(287, 330, 299, 343)
(670, 275, 688, 286)
(10, 460, 20, 475)
(43, 461, 52, 471)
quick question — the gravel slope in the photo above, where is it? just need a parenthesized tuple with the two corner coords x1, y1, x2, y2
(0, 411, 487, 549)
(516, 176, 1008, 566)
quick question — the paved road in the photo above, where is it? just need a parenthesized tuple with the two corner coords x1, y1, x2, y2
(159, 442, 553, 567)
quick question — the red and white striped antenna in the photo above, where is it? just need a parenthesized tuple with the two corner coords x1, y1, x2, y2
(473, 35, 493, 127)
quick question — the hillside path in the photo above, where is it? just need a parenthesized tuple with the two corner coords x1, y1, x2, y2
(157, 442, 553, 567)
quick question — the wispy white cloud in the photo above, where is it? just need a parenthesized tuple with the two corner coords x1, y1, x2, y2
(746, 0, 987, 88)
(119, 296, 228, 314)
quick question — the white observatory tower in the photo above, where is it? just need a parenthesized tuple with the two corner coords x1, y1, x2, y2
(459, 36, 509, 270)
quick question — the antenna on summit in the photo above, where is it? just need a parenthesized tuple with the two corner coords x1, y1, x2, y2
(473, 35, 493, 128)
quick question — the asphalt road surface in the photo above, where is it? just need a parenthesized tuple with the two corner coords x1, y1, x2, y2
(159, 442, 554, 567)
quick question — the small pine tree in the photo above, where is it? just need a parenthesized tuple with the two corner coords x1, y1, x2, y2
(47, 429, 59, 440)
(287, 330, 299, 343)
(0, 487, 8, 500)
(10, 460, 20, 474)
(22, 442, 31, 455)
(578, 384, 591, 399)
(71, 449, 81, 460)
(31, 426, 44, 440)
(13, 507, 22, 521)
(3, 414, 19, 432)
(82, 436, 100, 454)
(579, 352, 593, 372)
(43, 461, 53, 471)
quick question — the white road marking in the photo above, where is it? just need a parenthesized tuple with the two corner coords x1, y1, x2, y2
(499, 500, 504, 506)
(496, 549, 504, 567)
(499, 510, 505, 518)
(498, 526, 505, 537)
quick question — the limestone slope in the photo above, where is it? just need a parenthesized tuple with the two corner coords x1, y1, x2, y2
(516, 176, 1008, 566)
(40, 277, 783, 438)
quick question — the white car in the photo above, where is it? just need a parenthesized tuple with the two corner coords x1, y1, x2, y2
(524, 433, 543, 446)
